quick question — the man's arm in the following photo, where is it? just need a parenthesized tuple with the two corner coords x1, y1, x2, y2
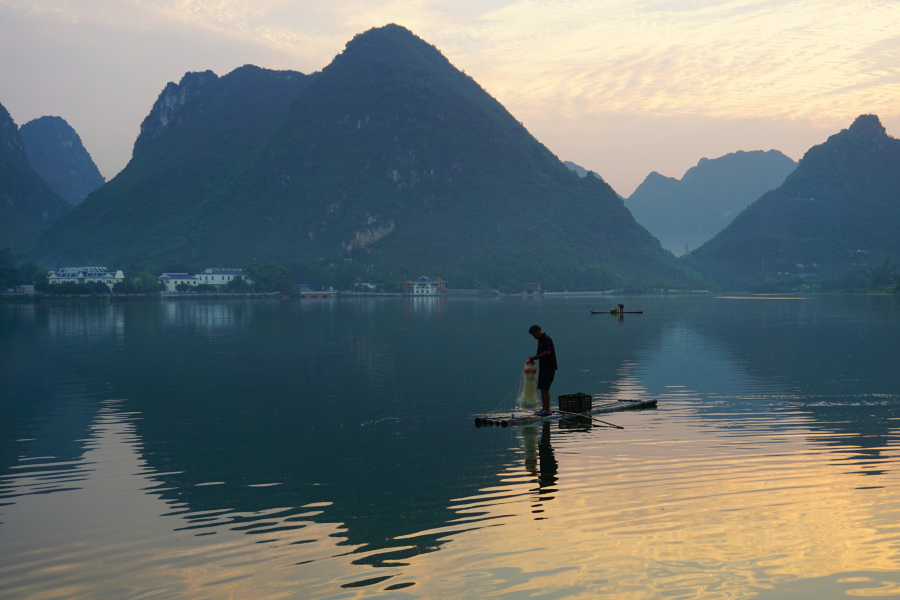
(527, 350, 551, 363)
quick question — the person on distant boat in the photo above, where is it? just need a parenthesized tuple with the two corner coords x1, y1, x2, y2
(527, 325, 557, 417)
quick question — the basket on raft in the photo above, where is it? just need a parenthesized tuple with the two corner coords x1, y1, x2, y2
(558, 392, 592, 412)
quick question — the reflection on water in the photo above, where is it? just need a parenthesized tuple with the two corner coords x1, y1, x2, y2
(48, 303, 125, 342)
(161, 300, 251, 333)
(522, 423, 559, 518)
(2, 296, 900, 598)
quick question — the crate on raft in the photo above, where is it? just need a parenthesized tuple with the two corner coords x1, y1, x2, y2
(558, 392, 592, 412)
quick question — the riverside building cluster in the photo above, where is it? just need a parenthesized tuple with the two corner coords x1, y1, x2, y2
(45, 267, 249, 292)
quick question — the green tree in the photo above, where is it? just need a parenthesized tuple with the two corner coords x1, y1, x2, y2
(225, 276, 251, 293)
(136, 271, 160, 293)
(245, 263, 294, 294)
(33, 268, 49, 292)
(0, 247, 21, 288)
(863, 256, 898, 288)
(90, 281, 111, 295)
(175, 283, 193, 293)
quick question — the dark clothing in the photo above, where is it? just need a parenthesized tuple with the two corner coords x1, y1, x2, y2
(535, 333, 557, 390)
(537, 369, 555, 390)
(535, 333, 557, 371)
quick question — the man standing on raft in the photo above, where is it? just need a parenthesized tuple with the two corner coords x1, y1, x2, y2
(527, 325, 557, 417)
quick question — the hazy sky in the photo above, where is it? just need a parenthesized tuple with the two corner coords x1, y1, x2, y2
(2, 0, 898, 195)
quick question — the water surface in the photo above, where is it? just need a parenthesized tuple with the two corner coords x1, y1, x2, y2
(2, 295, 900, 598)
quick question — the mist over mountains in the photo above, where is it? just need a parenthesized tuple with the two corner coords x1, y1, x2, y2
(688, 115, 900, 289)
(20, 116, 105, 205)
(0, 101, 71, 252)
(627, 151, 797, 255)
(34, 25, 701, 291)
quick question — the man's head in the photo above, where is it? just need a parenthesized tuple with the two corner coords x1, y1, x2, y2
(529, 324, 543, 339)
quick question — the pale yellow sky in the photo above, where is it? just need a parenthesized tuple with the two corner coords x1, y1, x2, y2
(1, 0, 898, 194)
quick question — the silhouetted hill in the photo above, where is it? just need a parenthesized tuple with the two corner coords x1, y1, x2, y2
(20, 116, 105, 205)
(34, 65, 310, 267)
(36, 25, 703, 290)
(0, 101, 70, 252)
(687, 115, 900, 289)
(627, 150, 797, 255)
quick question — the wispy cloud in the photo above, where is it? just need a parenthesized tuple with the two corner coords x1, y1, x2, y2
(2, 0, 898, 190)
(27, 0, 892, 121)
(456, 0, 900, 123)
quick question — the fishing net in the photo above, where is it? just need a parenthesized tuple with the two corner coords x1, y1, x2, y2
(518, 361, 539, 409)
(483, 361, 540, 415)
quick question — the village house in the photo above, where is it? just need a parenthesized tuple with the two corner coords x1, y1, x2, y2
(158, 268, 250, 293)
(1, 285, 35, 295)
(158, 273, 199, 292)
(194, 268, 248, 287)
(47, 267, 125, 290)
(403, 276, 448, 295)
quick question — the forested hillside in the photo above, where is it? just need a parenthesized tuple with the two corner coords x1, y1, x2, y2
(35, 25, 704, 290)
(688, 115, 900, 289)
(0, 101, 70, 252)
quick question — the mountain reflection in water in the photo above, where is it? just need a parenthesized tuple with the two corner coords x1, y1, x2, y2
(1, 295, 899, 598)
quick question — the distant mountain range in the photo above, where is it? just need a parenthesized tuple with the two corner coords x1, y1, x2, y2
(20, 116, 105, 205)
(688, 115, 900, 288)
(627, 150, 797, 255)
(35, 25, 702, 291)
(0, 101, 71, 252)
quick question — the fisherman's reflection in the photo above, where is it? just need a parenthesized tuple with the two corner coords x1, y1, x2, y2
(522, 422, 558, 517)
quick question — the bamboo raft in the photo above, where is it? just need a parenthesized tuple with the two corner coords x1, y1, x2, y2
(474, 399, 657, 427)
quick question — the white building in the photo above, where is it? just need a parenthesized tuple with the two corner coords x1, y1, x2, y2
(194, 268, 249, 287)
(47, 267, 125, 290)
(403, 276, 448, 295)
(158, 273, 199, 292)
(159, 268, 250, 293)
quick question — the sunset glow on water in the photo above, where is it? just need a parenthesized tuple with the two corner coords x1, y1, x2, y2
(2, 296, 899, 598)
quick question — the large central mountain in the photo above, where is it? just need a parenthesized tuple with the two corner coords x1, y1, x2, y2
(0, 101, 71, 252)
(688, 115, 900, 288)
(627, 150, 797, 256)
(36, 25, 702, 290)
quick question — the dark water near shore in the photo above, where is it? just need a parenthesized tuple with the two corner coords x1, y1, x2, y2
(2, 295, 900, 599)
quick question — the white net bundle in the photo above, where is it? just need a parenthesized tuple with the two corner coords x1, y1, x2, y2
(518, 361, 539, 409)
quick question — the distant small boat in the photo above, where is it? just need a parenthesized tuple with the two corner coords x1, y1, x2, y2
(591, 310, 643, 314)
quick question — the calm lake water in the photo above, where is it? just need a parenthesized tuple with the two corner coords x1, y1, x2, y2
(2, 295, 900, 599)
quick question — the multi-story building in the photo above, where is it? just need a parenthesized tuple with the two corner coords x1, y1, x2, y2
(47, 267, 125, 290)
(159, 269, 250, 293)
(194, 268, 248, 287)
(403, 276, 448, 295)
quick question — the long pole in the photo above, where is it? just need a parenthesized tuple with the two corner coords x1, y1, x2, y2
(554, 409, 623, 429)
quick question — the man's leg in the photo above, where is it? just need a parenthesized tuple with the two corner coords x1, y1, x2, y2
(541, 389, 551, 413)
